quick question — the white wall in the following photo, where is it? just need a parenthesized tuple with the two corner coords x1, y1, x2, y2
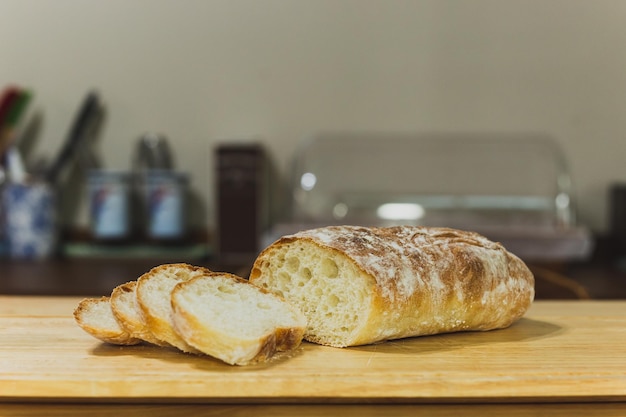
(1, 0, 626, 234)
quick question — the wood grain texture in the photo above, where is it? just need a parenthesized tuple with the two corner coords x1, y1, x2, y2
(0, 297, 625, 403)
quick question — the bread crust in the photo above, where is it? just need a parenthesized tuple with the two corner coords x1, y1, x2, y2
(250, 225, 535, 347)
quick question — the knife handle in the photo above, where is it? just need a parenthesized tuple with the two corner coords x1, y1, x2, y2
(45, 91, 101, 184)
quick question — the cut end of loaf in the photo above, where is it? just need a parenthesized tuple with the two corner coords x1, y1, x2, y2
(250, 239, 374, 347)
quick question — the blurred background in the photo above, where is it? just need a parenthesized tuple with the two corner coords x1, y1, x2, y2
(1, 0, 626, 299)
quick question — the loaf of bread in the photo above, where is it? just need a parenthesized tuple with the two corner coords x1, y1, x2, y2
(171, 272, 307, 365)
(249, 225, 535, 347)
(73, 296, 142, 346)
(110, 281, 170, 347)
(135, 263, 213, 353)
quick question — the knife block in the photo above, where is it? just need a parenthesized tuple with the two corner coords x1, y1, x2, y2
(215, 143, 267, 266)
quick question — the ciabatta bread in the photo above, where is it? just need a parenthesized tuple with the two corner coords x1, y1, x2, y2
(136, 263, 212, 353)
(171, 272, 307, 365)
(110, 281, 170, 347)
(249, 225, 535, 347)
(73, 296, 141, 345)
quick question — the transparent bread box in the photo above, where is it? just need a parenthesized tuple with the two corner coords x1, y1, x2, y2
(267, 132, 592, 262)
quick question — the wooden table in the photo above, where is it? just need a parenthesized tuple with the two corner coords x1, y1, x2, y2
(1, 297, 625, 416)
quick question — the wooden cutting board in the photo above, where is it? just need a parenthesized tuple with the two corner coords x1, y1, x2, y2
(1, 298, 625, 403)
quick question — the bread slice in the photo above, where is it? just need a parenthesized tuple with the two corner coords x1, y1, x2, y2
(73, 296, 141, 345)
(171, 272, 307, 365)
(136, 263, 212, 353)
(110, 281, 170, 347)
(249, 225, 535, 347)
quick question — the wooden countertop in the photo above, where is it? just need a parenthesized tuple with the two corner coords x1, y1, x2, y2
(1, 297, 625, 415)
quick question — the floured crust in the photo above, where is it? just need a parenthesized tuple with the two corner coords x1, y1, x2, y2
(73, 296, 142, 346)
(250, 225, 535, 347)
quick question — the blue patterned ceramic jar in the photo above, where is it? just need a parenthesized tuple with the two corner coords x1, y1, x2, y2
(2, 181, 57, 259)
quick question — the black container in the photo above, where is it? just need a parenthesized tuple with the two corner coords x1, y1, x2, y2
(215, 143, 267, 265)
